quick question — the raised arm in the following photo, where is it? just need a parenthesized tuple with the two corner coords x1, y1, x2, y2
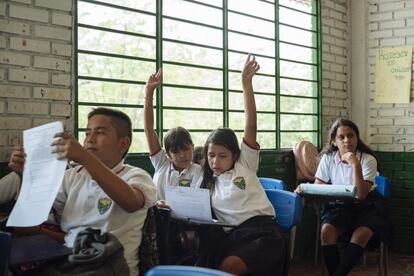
(242, 54, 260, 147)
(144, 68, 163, 155)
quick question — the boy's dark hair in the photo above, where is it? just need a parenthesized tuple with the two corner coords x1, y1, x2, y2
(319, 118, 380, 172)
(201, 128, 240, 191)
(164, 127, 193, 154)
(88, 107, 132, 158)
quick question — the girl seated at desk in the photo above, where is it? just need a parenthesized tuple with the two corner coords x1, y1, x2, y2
(313, 118, 388, 276)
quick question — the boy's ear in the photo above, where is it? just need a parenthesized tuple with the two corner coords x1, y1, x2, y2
(119, 136, 130, 155)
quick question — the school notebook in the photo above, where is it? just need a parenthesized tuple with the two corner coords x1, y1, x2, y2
(299, 183, 357, 199)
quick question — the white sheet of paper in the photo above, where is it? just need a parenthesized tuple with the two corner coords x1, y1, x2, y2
(165, 186, 214, 222)
(7, 121, 67, 227)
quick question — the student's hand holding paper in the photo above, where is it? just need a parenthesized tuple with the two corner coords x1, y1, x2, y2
(52, 132, 87, 163)
(8, 145, 26, 176)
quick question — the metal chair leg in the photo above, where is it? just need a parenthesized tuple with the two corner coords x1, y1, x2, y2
(379, 242, 384, 276)
(290, 225, 297, 260)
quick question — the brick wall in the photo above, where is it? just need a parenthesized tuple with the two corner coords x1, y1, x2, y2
(321, 0, 350, 140)
(0, 0, 73, 162)
(368, 0, 414, 152)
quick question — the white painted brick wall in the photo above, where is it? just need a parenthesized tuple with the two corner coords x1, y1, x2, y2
(321, 0, 349, 138)
(0, 0, 73, 162)
(368, 0, 414, 152)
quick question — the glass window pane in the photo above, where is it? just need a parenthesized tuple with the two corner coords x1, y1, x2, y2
(280, 96, 317, 113)
(91, 0, 155, 12)
(78, 80, 145, 105)
(130, 132, 150, 153)
(229, 112, 275, 131)
(280, 43, 316, 64)
(163, 110, 222, 129)
(78, 54, 155, 82)
(163, 41, 222, 67)
(78, 105, 144, 130)
(280, 6, 316, 31)
(258, 132, 276, 149)
(189, 131, 213, 148)
(280, 25, 316, 47)
(164, 0, 222, 28)
(163, 18, 222, 47)
(280, 79, 318, 97)
(229, 72, 275, 94)
(229, 92, 275, 112)
(228, 0, 274, 21)
(164, 64, 222, 89)
(280, 114, 318, 130)
(280, 132, 318, 148)
(78, 2, 155, 36)
(163, 87, 223, 109)
(229, 32, 275, 57)
(279, 0, 316, 14)
(78, 28, 155, 59)
(228, 12, 274, 39)
(280, 60, 317, 80)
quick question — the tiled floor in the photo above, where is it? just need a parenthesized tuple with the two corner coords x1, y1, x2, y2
(289, 253, 414, 276)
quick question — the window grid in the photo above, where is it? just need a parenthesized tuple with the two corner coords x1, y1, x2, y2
(75, 0, 322, 152)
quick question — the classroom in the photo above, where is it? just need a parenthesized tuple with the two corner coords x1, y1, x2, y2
(1, 0, 414, 275)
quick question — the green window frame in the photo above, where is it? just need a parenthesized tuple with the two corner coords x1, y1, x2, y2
(75, 0, 322, 153)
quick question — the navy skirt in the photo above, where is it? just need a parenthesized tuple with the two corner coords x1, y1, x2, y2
(321, 190, 390, 242)
(198, 215, 289, 276)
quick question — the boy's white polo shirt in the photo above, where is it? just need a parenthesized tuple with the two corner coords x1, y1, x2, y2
(211, 142, 275, 227)
(53, 160, 156, 276)
(315, 151, 377, 186)
(0, 172, 20, 203)
(150, 149, 202, 200)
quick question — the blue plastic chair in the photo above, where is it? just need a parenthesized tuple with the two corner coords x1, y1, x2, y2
(145, 265, 232, 276)
(0, 231, 12, 276)
(259, 177, 285, 190)
(264, 189, 303, 259)
(375, 175, 390, 199)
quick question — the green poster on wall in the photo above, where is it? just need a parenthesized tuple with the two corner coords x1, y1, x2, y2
(375, 47, 412, 103)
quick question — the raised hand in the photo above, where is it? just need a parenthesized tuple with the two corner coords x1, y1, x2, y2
(242, 54, 260, 84)
(145, 68, 163, 93)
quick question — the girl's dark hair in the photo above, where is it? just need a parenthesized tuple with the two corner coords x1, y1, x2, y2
(201, 128, 241, 191)
(319, 118, 380, 172)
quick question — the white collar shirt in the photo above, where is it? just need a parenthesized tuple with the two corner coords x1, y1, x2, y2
(315, 151, 377, 187)
(150, 149, 202, 200)
(53, 160, 156, 276)
(211, 142, 275, 226)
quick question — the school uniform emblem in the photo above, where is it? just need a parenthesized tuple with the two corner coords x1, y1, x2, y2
(179, 179, 191, 187)
(98, 197, 112, 214)
(233, 177, 246, 190)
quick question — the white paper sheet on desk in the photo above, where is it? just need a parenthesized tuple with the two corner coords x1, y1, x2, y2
(299, 183, 357, 198)
(7, 121, 67, 227)
(165, 186, 215, 222)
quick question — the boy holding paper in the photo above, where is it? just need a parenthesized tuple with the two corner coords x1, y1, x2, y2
(2, 108, 156, 276)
